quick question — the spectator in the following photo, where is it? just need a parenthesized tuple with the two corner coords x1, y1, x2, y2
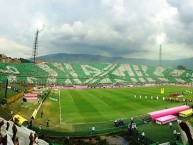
(0, 120, 4, 131)
(41, 111, 43, 118)
(63, 137, 69, 144)
(176, 132, 180, 143)
(119, 118, 124, 126)
(6, 121, 10, 131)
(115, 118, 124, 127)
(115, 118, 124, 126)
(0, 134, 2, 143)
(179, 121, 193, 144)
(114, 120, 118, 127)
(34, 133, 38, 144)
(130, 117, 134, 124)
(2, 134, 7, 145)
(10, 111, 13, 117)
(141, 131, 145, 142)
(12, 124, 17, 142)
(91, 125, 95, 135)
(169, 122, 172, 130)
(89, 137, 92, 143)
(77, 139, 81, 145)
(14, 137, 19, 145)
(128, 124, 132, 135)
(132, 123, 137, 130)
(173, 129, 176, 139)
(29, 119, 32, 129)
(46, 119, 50, 127)
(12, 136, 18, 144)
(39, 124, 42, 134)
(29, 132, 34, 145)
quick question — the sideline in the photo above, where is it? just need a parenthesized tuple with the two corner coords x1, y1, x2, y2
(58, 89, 62, 124)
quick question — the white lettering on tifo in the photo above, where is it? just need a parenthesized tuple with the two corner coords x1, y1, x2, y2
(112, 65, 125, 76)
(112, 64, 135, 77)
(65, 79, 72, 85)
(7, 75, 17, 82)
(83, 64, 115, 84)
(0, 66, 19, 74)
(37, 63, 58, 84)
(154, 67, 165, 76)
(27, 77, 37, 84)
(81, 65, 101, 76)
(64, 64, 78, 77)
(186, 73, 193, 77)
(133, 65, 143, 77)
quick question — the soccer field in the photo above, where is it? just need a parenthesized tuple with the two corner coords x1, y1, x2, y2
(35, 85, 193, 133)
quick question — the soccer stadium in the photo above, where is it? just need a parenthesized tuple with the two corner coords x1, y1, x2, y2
(1, 1, 193, 145)
(1, 61, 193, 144)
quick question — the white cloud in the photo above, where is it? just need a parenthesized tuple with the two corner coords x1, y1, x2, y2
(100, 0, 126, 18)
(0, 0, 193, 60)
(52, 21, 122, 46)
(0, 37, 31, 58)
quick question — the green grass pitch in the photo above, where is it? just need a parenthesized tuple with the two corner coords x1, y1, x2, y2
(4, 85, 192, 143)
(35, 85, 193, 133)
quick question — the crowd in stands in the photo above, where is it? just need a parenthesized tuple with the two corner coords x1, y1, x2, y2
(0, 62, 192, 85)
(0, 117, 48, 145)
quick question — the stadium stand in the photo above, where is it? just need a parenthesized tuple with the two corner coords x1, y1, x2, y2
(0, 62, 193, 85)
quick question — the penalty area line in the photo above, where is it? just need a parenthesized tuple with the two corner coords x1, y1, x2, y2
(87, 92, 108, 106)
(69, 91, 74, 101)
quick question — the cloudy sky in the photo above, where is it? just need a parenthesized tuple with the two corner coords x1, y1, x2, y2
(1, 0, 193, 60)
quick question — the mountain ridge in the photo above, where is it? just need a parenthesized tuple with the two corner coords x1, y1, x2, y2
(35, 53, 193, 70)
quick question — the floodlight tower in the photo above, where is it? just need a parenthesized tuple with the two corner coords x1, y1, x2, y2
(4, 79, 8, 99)
(156, 33, 164, 67)
(32, 29, 39, 63)
(32, 26, 44, 63)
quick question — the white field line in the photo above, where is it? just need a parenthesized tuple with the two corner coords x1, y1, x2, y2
(59, 90, 74, 124)
(59, 91, 73, 102)
(60, 115, 141, 125)
(59, 89, 62, 124)
(68, 91, 74, 101)
(86, 92, 108, 106)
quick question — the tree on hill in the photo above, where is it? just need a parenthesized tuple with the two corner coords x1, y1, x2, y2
(19, 58, 31, 63)
(176, 65, 186, 70)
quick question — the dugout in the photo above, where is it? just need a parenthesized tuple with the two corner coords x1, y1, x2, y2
(12, 114, 28, 127)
